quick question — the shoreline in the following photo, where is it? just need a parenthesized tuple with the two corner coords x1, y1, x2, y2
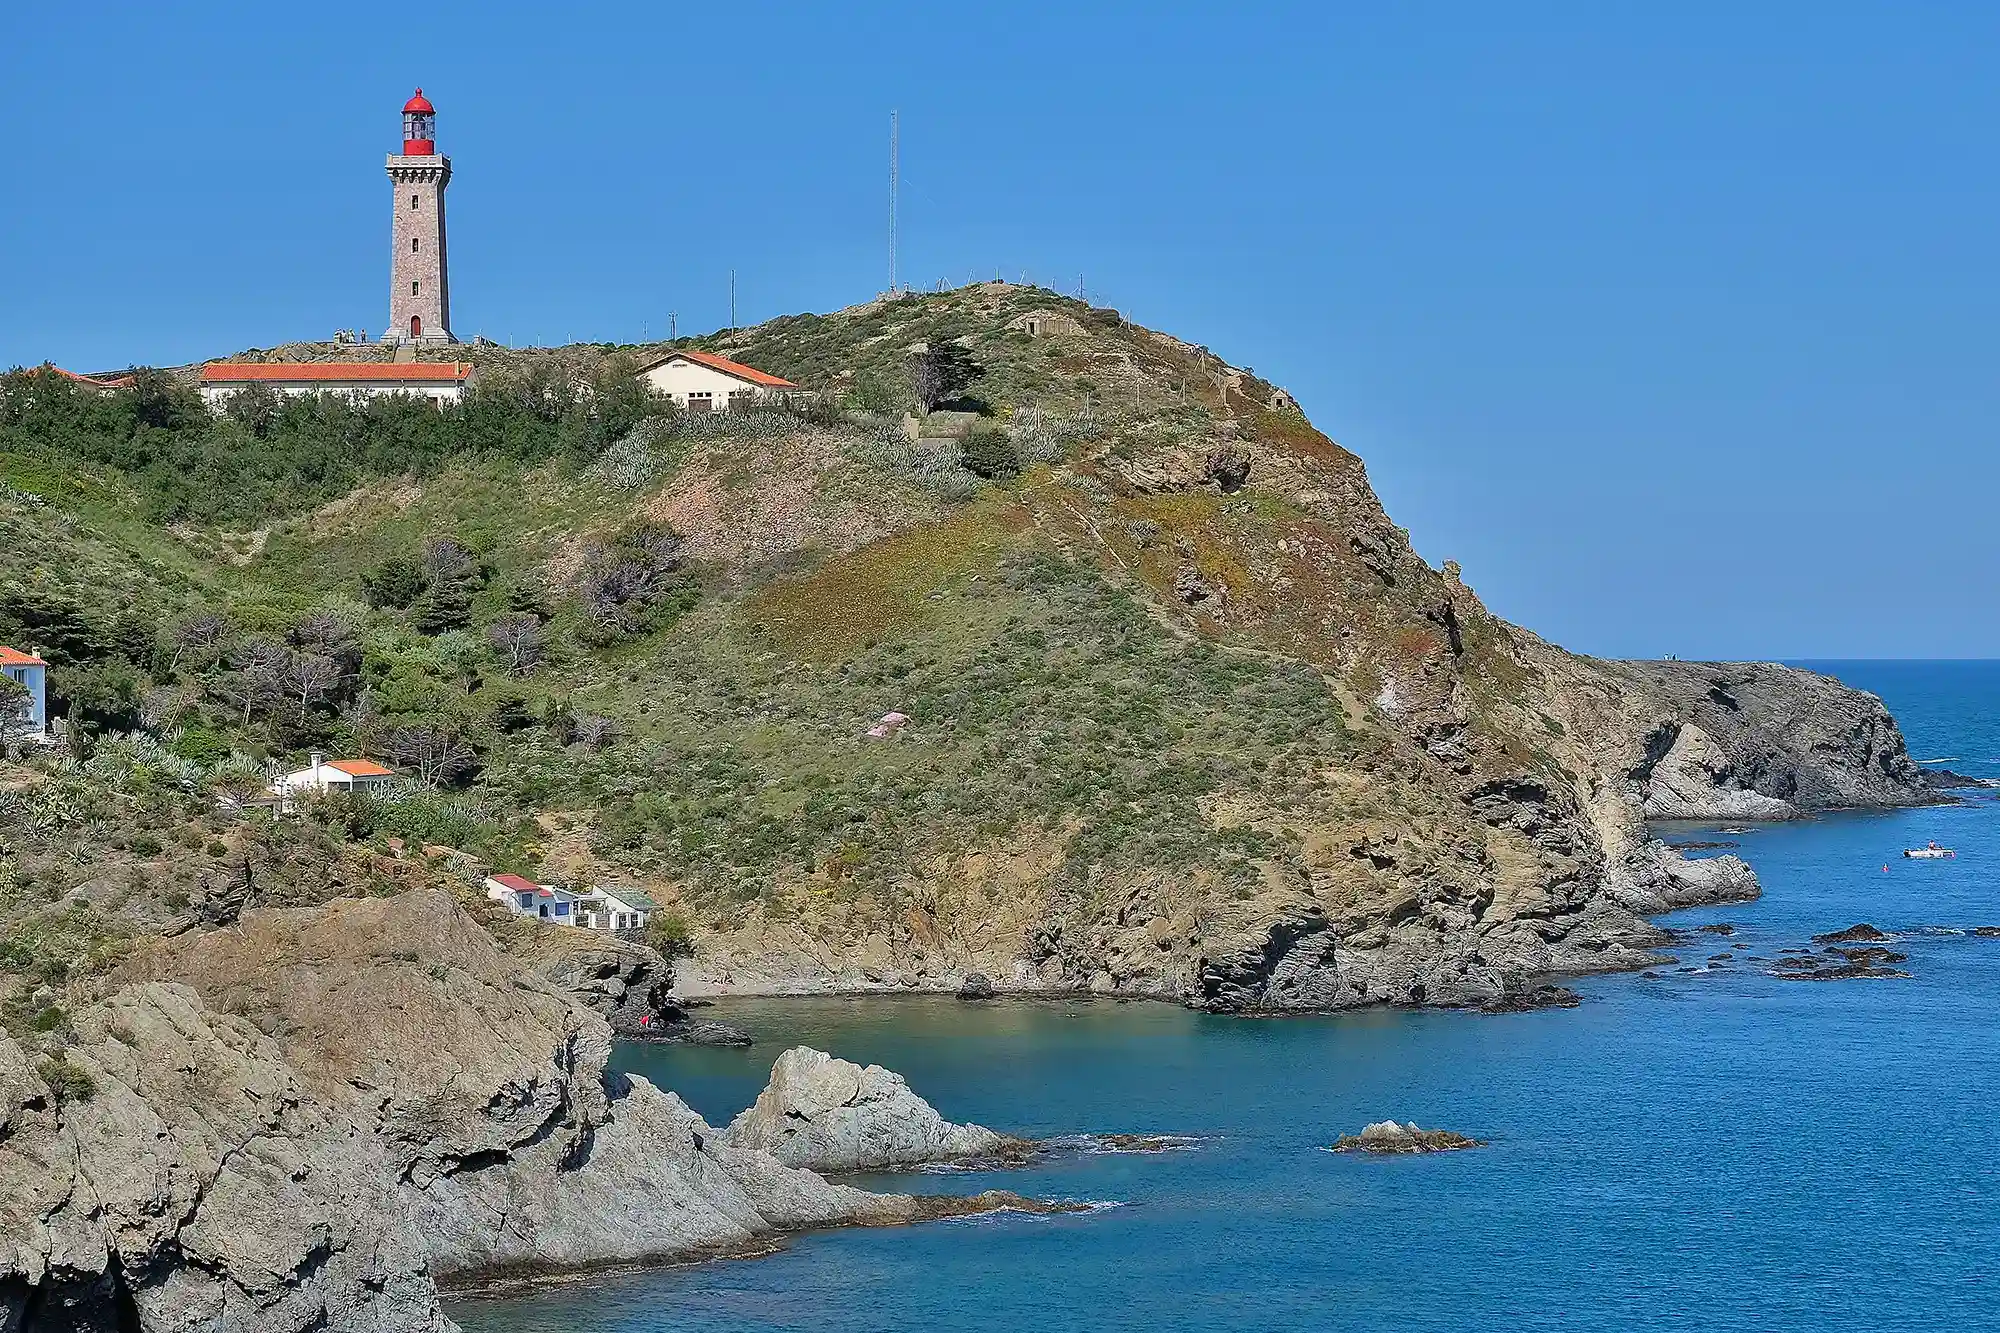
(668, 804, 1968, 1012)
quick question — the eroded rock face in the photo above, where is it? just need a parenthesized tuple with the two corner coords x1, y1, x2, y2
(726, 1046, 1015, 1171)
(0, 983, 446, 1333)
(1602, 660, 1935, 819)
(0, 893, 1056, 1330)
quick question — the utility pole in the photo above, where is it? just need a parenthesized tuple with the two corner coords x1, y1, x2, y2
(889, 109, 899, 295)
(669, 311, 678, 340)
(729, 270, 737, 330)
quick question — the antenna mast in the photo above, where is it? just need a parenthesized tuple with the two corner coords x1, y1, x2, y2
(889, 110, 899, 294)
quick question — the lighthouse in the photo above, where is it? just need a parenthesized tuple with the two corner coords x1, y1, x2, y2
(386, 88, 452, 343)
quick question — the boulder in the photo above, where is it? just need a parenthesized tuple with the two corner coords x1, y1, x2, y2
(726, 1046, 1020, 1171)
(1812, 923, 1892, 944)
(956, 973, 996, 1000)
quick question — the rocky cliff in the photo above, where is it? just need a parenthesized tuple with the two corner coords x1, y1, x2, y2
(648, 290, 1934, 1012)
(0, 892, 1058, 1331)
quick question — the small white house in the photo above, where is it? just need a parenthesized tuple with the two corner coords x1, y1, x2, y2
(0, 645, 48, 740)
(200, 361, 475, 409)
(485, 873, 583, 924)
(577, 885, 658, 934)
(271, 752, 396, 804)
(636, 349, 797, 413)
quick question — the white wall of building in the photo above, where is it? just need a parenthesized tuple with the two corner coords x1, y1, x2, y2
(639, 359, 781, 411)
(200, 381, 467, 410)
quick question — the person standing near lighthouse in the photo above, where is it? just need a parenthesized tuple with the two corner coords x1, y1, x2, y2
(387, 89, 452, 343)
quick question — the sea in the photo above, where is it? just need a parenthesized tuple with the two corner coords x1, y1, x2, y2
(451, 661, 2000, 1333)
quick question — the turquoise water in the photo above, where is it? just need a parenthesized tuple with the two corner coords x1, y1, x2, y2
(453, 662, 2000, 1333)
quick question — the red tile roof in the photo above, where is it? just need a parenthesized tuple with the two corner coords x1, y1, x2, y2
(0, 646, 45, 667)
(645, 349, 797, 388)
(487, 873, 539, 894)
(326, 758, 395, 777)
(48, 366, 136, 390)
(200, 362, 473, 384)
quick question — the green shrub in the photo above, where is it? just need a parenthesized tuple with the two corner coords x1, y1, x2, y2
(127, 835, 163, 858)
(166, 727, 231, 766)
(961, 428, 1021, 480)
(644, 910, 694, 962)
(35, 1054, 95, 1106)
(204, 840, 228, 858)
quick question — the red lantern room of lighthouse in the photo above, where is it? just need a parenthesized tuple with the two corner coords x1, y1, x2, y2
(401, 88, 437, 154)
(386, 88, 452, 343)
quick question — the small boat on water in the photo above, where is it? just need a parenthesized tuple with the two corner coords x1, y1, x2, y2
(1903, 847, 1957, 859)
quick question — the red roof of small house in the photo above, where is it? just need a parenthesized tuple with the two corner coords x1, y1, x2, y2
(644, 349, 797, 389)
(0, 646, 45, 667)
(404, 88, 436, 114)
(47, 366, 135, 390)
(488, 873, 539, 894)
(326, 759, 394, 777)
(199, 362, 473, 384)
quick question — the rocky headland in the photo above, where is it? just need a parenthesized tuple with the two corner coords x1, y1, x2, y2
(0, 893, 1072, 1331)
(0, 284, 1955, 1328)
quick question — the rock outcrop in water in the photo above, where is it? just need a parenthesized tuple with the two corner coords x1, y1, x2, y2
(726, 1046, 1023, 1171)
(0, 893, 1065, 1331)
(1331, 1121, 1484, 1153)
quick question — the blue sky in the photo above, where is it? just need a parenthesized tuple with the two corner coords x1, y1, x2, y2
(4, 2, 1997, 659)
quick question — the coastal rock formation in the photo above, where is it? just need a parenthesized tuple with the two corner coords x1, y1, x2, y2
(1331, 1121, 1484, 1153)
(0, 893, 1062, 1330)
(1771, 945, 1910, 981)
(727, 1046, 1021, 1171)
(1590, 659, 1936, 820)
(1813, 923, 1894, 944)
(535, 925, 752, 1045)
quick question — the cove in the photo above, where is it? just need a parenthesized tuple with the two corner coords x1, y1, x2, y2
(451, 662, 2000, 1332)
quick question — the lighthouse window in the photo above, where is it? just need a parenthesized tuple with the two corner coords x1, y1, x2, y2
(412, 237, 420, 253)
(411, 194, 420, 210)
(412, 280, 420, 296)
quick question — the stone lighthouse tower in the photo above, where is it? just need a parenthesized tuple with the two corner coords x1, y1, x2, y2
(386, 89, 452, 343)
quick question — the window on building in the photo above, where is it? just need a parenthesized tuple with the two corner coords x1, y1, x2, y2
(411, 194, 420, 210)
(412, 237, 420, 253)
(412, 280, 420, 296)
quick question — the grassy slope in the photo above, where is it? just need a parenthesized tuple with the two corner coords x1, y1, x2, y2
(2, 282, 1592, 1006)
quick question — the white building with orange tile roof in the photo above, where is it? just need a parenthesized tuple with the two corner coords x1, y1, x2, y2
(198, 361, 475, 409)
(636, 349, 798, 413)
(270, 750, 396, 805)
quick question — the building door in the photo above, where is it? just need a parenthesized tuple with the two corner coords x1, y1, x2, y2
(410, 315, 422, 339)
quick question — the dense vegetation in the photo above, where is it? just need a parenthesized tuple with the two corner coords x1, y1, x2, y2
(0, 361, 656, 527)
(2, 283, 1365, 1037)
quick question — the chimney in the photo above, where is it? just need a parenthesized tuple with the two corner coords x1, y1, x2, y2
(30, 645, 44, 663)
(309, 750, 326, 771)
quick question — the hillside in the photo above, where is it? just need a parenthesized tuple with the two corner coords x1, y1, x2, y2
(3, 282, 1939, 1020)
(0, 283, 1944, 1324)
